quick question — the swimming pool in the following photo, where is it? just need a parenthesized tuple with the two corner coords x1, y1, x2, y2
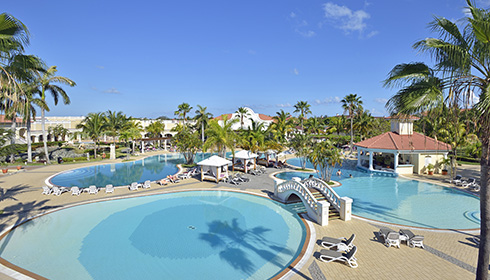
(0, 191, 306, 279)
(50, 153, 229, 188)
(278, 158, 480, 229)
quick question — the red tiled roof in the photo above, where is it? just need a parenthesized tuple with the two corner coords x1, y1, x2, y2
(385, 114, 420, 120)
(0, 115, 23, 123)
(258, 114, 273, 121)
(213, 114, 233, 121)
(355, 131, 451, 151)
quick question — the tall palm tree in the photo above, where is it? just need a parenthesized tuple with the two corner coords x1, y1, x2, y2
(76, 112, 107, 159)
(19, 83, 47, 162)
(174, 102, 192, 126)
(293, 100, 311, 132)
(203, 115, 239, 157)
(341, 94, 363, 152)
(194, 105, 212, 143)
(36, 66, 75, 164)
(240, 119, 266, 153)
(145, 120, 165, 138)
(270, 110, 294, 143)
(384, 2, 490, 277)
(353, 110, 375, 141)
(104, 110, 130, 143)
(305, 117, 323, 135)
(235, 107, 250, 130)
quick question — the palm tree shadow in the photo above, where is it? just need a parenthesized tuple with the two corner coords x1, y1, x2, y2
(199, 218, 294, 275)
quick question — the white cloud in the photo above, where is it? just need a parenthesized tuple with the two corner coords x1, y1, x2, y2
(366, 30, 379, 38)
(374, 98, 387, 104)
(314, 96, 341, 105)
(96, 65, 104, 69)
(290, 12, 297, 18)
(322, 2, 370, 33)
(289, 13, 316, 38)
(276, 103, 292, 108)
(103, 88, 121, 94)
(293, 68, 299, 75)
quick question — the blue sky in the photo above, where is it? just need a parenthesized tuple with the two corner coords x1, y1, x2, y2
(4, 0, 488, 119)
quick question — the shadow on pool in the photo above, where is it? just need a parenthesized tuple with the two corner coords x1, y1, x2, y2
(199, 218, 294, 275)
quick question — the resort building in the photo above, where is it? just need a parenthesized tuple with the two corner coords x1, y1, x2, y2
(213, 107, 274, 130)
(354, 115, 451, 175)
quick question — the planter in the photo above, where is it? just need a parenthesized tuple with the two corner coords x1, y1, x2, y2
(428, 170, 434, 175)
(2, 168, 8, 174)
(16, 166, 21, 170)
(442, 170, 448, 175)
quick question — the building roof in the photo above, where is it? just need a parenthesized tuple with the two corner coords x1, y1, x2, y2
(213, 113, 273, 121)
(354, 131, 451, 151)
(0, 115, 23, 123)
(197, 155, 231, 167)
(213, 114, 233, 121)
(234, 150, 258, 159)
(385, 114, 420, 121)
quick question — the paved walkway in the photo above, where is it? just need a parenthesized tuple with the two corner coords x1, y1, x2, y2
(0, 152, 484, 279)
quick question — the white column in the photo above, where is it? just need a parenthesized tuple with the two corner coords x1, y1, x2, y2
(369, 151, 373, 170)
(394, 152, 399, 172)
(141, 141, 145, 153)
(164, 139, 168, 151)
(357, 148, 362, 167)
(316, 200, 330, 226)
(110, 144, 116, 160)
(340, 197, 353, 221)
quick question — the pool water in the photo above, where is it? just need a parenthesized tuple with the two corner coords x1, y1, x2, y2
(50, 153, 230, 188)
(279, 158, 480, 229)
(0, 191, 306, 280)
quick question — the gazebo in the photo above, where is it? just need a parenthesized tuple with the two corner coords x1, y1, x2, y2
(197, 155, 232, 183)
(232, 150, 258, 173)
(257, 150, 276, 167)
(354, 116, 451, 175)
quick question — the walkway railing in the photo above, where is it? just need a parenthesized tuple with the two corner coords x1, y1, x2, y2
(276, 179, 318, 212)
(302, 177, 341, 211)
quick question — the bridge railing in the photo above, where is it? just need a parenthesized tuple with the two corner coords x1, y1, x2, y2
(276, 179, 318, 212)
(302, 177, 352, 221)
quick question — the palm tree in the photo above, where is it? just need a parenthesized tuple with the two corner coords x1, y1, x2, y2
(203, 115, 239, 157)
(270, 110, 294, 143)
(384, 3, 490, 277)
(353, 110, 375, 141)
(235, 107, 250, 130)
(289, 133, 312, 169)
(174, 102, 192, 126)
(19, 83, 47, 162)
(76, 112, 107, 159)
(194, 105, 213, 143)
(327, 115, 347, 135)
(104, 110, 130, 143)
(240, 120, 266, 153)
(145, 120, 165, 138)
(36, 66, 75, 164)
(341, 94, 363, 152)
(293, 101, 311, 132)
(307, 140, 342, 182)
(305, 117, 323, 135)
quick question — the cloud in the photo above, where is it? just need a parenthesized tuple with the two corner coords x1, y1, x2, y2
(322, 2, 370, 33)
(289, 12, 316, 38)
(96, 65, 104, 69)
(374, 98, 388, 104)
(103, 88, 121, 94)
(276, 103, 292, 108)
(366, 30, 378, 38)
(290, 12, 297, 18)
(314, 96, 341, 105)
(293, 68, 299, 75)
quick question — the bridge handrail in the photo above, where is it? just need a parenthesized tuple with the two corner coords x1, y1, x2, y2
(302, 177, 341, 211)
(276, 179, 318, 211)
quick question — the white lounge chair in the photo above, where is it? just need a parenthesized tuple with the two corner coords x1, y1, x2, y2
(157, 178, 169, 186)
(378, 228, 400, 248)
(319, 246, 358, 268)
(129, 182, 140, 191)
(142, 180, 151, 189)
(461, 178, 477, 188)
(52, 186, 66, 196)
(42, 186, 52, 195)
(88, 185, 98, 194)
(71, 186, 81, 196)
(105, 184, 114, 193)
(445, 174, 462, 183)
(400, 229, 424, 248)
(321, 234, 355, 251)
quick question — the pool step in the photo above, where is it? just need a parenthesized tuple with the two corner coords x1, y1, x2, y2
(308, 188, 341, 220)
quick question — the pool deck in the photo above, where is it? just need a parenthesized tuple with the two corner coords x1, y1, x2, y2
(0, 151, 483, 280)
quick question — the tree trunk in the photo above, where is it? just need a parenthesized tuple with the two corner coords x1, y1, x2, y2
(201, 122, 205, 143)
(27, 120, 32, 163)
(477, 139, 490, 280)
(41, 109, 50, 164)
(10, 119, 16, 163)
(350, 116, 353, 154)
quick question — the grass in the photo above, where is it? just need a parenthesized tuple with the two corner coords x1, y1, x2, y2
(457, 160, 480, 166)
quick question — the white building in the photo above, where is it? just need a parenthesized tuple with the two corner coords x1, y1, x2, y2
(213, 107, 273, 130)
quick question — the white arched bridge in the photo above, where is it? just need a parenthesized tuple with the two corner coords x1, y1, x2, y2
(274, 177, 352, 226)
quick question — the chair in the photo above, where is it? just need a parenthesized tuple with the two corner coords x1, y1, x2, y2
(461, 178, 477, 188)
(319, 246, 358, 268)
(52, 186, 66, 196)
(105, 184, 114, 193)
(400, 229, 424, 248)
(42, 186, 52, 195)
(378, 228, 400, 248)
(321, 234, 355, 251)
(71, 186, 81, 196)
(129, 182, 140, 191)
(445, 174, 462, 183)
(455, 177, 468, 186)
(157, 178, 169, 186)
(142, 180, 151, 189)
(88, 185, 98, 194)
(470, 183, 481, 192)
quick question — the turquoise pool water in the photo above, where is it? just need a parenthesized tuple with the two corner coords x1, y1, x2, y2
(0, 191, 306, 280)
(50, 153, 229, 188)
(279, 158, 480, 229)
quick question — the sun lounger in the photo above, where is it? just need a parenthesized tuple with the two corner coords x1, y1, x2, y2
(88, 185, 99, 194)
(52, 186, 66, 196)
(321, 234, 355, 251)
(445, 174, 462, 183)
(400, 229, 424, 248)
(42, 186, 52, 195)
(378, 228, 400, 248)
(71, 186, 81, 196)
(105, 184, 114, 193)
(157, 178, 169, 185)
(461, 178, 477, 188)
(142, 180, 151, 189)
(129, 182, 140, 191)
(319, 246, 358, 268)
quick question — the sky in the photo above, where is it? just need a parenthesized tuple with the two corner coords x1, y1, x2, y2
(4, 0, 489, 119)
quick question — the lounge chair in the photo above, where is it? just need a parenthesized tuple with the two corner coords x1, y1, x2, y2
(445, 174, 462, 183)
(400, 229, 424, 248)
(129, 182, 140, 191)
(167, 175, 180, 183)
(455, 177, 468, 186)
(105, 184, 114, 193)
(470, 183, 481, 192)
(42, 186, 52, 195)
(71, 186, 81, 196)
(52, 186, 66, 196)
(157, 178, 169, 186)
(319, 246, 358, 268)
(229, 176, 241, 185)
(378, 228, 400, 248)
(461, 178, 477, 188)
(142, 180, 151, 189)
(236, 173, 250, 182)
(88, 185, 99, 194)
(321, 234, 355, 251)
